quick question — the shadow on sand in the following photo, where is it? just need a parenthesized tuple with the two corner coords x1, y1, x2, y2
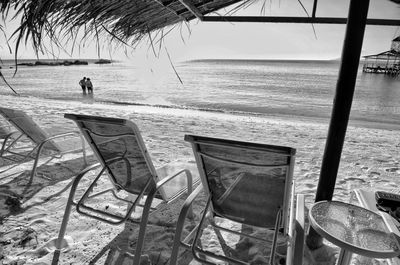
(0, 155, 97, 222)
(83, 191, 278, 264)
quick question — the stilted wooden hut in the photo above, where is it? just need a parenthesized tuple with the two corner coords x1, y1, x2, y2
(363, 36, 400, 76)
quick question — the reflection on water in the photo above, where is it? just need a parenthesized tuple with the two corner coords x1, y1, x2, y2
(0, 60, 399, 125)
(355, 73, 400, 115)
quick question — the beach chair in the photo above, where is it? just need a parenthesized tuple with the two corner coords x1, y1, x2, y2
(52, 114, 195, 265)
(170, 135, 305, 265)
(0, 107, 87, 178)
(351, 189, 400, 265)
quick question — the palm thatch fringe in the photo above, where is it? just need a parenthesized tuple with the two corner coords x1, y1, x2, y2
(0, 0, 256, 56)
(0, 0, 397, 57)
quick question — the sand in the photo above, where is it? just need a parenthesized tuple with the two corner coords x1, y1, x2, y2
(1, 94, 400, 264)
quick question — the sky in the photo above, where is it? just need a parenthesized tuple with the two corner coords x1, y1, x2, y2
(0, 0, 399, 64)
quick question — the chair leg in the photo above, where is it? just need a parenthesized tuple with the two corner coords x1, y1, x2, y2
(292, 194, 305, 265)
(51, 186, 76, 265)
(269, 209, 283, 265)
(132, 186, 158, 265)
(170, 185, 203, 265)
(29, 140, 56, 181)
(79, 134, 88, 166)
(133, 169, 196, 265)
(51, 164, 99, 264)
(183, 169, 194, 219)
(30, 151, 48, 181)
(191, 196, 216, 265)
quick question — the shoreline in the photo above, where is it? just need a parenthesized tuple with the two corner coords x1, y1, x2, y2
(2, 94, 400, 132)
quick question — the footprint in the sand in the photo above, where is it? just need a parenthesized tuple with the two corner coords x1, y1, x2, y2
(305, 183, 315, 189)
(31, 236, 73, 257)
(385, 167, 400, 173)
(369, 171, 381, 176)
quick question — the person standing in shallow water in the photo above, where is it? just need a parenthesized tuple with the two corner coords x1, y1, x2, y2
(79, 77, 86, 94)
(86, 78, 93, 94)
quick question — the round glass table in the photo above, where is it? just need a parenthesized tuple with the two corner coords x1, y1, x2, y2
(309, 200, 400, 264)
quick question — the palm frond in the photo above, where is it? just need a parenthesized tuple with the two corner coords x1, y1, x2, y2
(0, 0, 253, 54)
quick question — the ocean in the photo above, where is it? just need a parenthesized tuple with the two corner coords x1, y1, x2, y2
(1, 59, 399, 128)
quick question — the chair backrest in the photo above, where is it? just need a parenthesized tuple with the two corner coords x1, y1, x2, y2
(0, 107, 60, 151)
(64, 114, 165, 199)
(185, 135, 296, 229)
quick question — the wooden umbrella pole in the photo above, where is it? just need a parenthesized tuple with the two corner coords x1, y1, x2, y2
(306, 0, 370, 249)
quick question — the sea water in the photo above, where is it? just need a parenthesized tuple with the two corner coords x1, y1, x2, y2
(0, 59, 399, 128)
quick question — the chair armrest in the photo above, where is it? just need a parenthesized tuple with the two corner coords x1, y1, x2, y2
(131, 170, 196, 265)
(137, 168, 195, 228)
(155, 169, 188, 187)
(37, 131, 84, 152)
(43, 131, 81, 141)
(291, 194, 305, 265)
(70, 163, 103, 202)
(155, 167, 194, 202)
(352, 189, 381, 213)
(54, 162, 102, 252)
(29, 132, 87, 179)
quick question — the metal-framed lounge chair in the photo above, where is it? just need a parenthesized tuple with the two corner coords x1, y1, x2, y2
(170, 135, 305, 265)
(0, 107, 87, 178)
(52, 114, 196, 265)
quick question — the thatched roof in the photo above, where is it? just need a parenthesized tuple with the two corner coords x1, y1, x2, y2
(0, 0, 254, 56)
(0, 0, 398, 57)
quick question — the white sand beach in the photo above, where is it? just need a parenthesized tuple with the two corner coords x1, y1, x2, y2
(1, 94, 400, 264)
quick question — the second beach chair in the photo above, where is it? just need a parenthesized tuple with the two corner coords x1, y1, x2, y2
(170, 135, 305, 265)
(0, 107, 87, 179)
(52, 114, 196, 264)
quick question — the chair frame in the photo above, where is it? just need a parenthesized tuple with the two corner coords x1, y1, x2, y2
(0, 108, 87, 179)
(0, 120, 24, 157)
(0, 131, 22, 156)
(52, 114, 194, 265)
(170, 135, 305, 265)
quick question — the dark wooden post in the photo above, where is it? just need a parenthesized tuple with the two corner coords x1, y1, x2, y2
(306, 0, 370, 249)
(312, 0, 318, 18)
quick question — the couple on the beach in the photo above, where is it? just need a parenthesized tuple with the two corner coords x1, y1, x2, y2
(79, 77, 93, 94)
